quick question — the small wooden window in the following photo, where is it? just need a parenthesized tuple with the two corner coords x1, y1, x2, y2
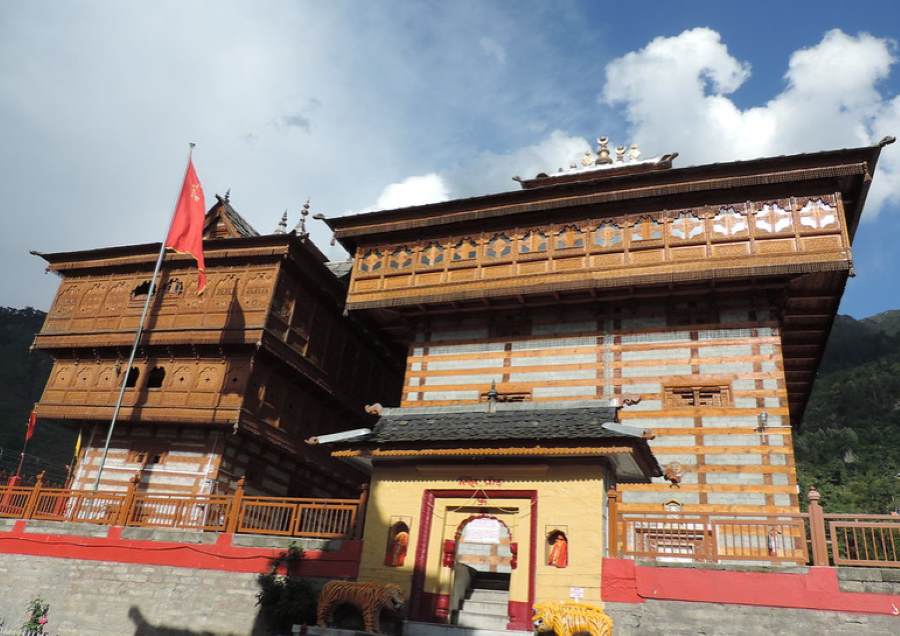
(127, 449, 167, 466)
(147, 366, 166, 389)
(665, 386, 730, 408)
(124, 367, 140, 388)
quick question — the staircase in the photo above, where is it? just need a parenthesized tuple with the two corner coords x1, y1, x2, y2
(454, 572, 510, 632)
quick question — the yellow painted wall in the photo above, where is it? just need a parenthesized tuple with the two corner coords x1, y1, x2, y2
(358, 462, 608, 608)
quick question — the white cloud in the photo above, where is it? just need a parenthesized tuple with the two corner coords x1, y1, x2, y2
(479, 37, 507, 65)
(603, 28, 900, 217)
(372, 174, 450, 210)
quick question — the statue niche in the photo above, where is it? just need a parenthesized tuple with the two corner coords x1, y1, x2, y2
(547, 529, 568, 568)
(384, 520, 410, 567)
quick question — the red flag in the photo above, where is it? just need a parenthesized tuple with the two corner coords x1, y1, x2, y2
(165, 158, 207, 293)
(25, 411, 37, 442)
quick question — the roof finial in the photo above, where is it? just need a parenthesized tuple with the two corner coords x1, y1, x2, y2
(274, 210, 288, 234)
(486, 380, 498, 413)
(629, 143, 641, 161)
(616, 145, 626, 163)
(295, 199, 310, 237)
(224, 188, 231, 202)
(596, 136, 612, 165)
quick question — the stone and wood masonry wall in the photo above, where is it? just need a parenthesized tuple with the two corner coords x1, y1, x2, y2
(405, 296, 797, 514)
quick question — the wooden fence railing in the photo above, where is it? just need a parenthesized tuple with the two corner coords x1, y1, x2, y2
(608, 488, 900, 569)
(0, 473, 368, 540)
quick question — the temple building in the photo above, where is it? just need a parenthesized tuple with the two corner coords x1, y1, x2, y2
(31, 196, 404, 498)
(316, 137, 892, 629)
(25, 135, 892, 627)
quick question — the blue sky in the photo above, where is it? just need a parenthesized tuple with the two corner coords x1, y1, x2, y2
(1, 1, 899, 318)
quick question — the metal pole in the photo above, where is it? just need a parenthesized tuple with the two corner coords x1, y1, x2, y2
(93, 143, 196, 490)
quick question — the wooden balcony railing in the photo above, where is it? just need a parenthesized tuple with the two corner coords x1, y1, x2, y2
(608, 488, 900, 569)
(0, 473, 368, 541)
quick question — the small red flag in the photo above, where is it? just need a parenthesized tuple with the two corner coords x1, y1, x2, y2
(165, 158, 207, 293)
(25, 411, 37, 442)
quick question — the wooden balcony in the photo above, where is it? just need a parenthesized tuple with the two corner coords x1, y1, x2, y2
(0, 474, 367, 541)
(346, 194, 850, 309)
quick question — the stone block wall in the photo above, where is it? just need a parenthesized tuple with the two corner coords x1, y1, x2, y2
(0, 552, 265, 636)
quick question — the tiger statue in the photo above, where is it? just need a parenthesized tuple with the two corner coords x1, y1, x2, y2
(532, 600, 614, 636)
(316, 580, 406, 634)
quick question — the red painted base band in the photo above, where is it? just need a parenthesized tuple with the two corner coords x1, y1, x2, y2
(603, 558, 900, 616)
(507, 600, 531, 631)
(0, 520, 361, 578)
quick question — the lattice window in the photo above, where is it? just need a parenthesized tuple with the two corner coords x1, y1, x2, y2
(630, 217, 662, 243)
(712, 207, 748, 237)
(388, 247, 413, 270)
(798, 198, 837, 230)
(485, 233, 513, 258)
(358, 248, 383, 273)
(519, 230, 548, 254)
(665, 386, 730, 408)
(592, 223, 623, 248)
(451, 238, 478, 262)
(420, 242, 445, 267)
(127, 449, 167, 466)
(754, 203, 792, 233)
(162, 278, 184, 296)
(670, 212, 705, 240)
(555, 225, 586, 250)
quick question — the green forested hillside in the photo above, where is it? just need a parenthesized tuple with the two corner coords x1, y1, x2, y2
(796, 311, 900, 512)
(0, 307, 73, 483)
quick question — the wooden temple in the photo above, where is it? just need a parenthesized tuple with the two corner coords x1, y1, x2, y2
(31, 195, 404, 497)
(313, 137, 892, 627)
(25, 135, 892, 628)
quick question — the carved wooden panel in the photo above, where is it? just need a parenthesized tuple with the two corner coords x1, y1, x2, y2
(39, 264, 278, 342)
(36, 356, 250, 422)
(346, 193, 848, 309)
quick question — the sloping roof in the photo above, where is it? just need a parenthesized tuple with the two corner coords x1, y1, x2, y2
(325, 260, 353, 280)
(367, 405, 620, 443)
(203, 195, 260, 239)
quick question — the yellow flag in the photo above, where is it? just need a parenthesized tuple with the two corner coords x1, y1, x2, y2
(73, 430, 82, 463)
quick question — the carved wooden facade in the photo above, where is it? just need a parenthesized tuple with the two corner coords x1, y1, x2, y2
(33, 197, 404, 497)
(327, 141, 891, 515)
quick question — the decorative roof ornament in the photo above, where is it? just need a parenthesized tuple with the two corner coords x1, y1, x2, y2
(294, 199, 311, 237)
(274, 210, 288, 234)
(520, 135, 675, 186)
(596, 136, 612, 165)
(224, 188, 231, 202)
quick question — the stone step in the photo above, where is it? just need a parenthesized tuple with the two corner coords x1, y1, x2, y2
(466, 589, 508, 603)
(455, 611, 510, 631)
(460, 599, 508, 616)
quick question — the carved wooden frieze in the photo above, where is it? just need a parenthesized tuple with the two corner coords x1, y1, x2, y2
(345, 193, 849, 309)
(36, 355, 252, 422)
(38, 264, 278, 344)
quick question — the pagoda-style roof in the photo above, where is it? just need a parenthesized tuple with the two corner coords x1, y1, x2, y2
(326, 140, 893, 250)
(367, 403, 620, 443)
(204, 193, 260, 239)
(329, 401, 661, 481)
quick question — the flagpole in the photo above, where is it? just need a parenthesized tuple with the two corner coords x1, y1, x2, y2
(93, 143, 196, 491)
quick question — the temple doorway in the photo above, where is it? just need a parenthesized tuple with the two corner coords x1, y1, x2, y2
(450, 515, 512, 630)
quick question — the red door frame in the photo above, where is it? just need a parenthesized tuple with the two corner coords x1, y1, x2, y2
(409, 489, 538, 630)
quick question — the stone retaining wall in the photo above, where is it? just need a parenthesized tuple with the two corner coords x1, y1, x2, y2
(606, 599, 899, 635)
(0, 552, 265, 635)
